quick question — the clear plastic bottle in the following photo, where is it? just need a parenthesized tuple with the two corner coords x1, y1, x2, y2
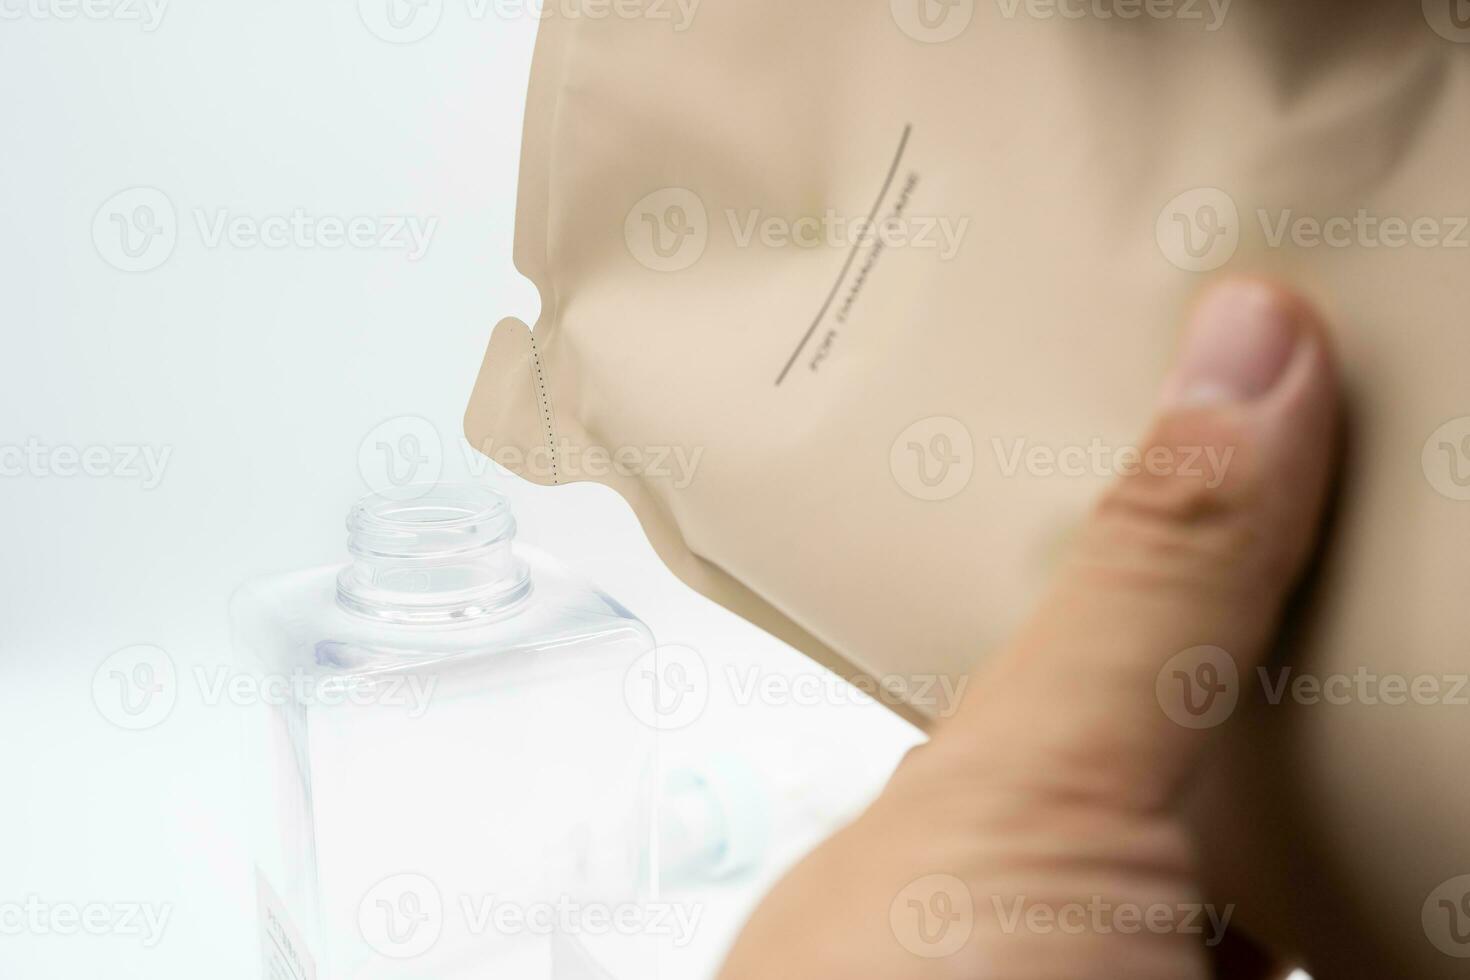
(232, 485, 657, 980)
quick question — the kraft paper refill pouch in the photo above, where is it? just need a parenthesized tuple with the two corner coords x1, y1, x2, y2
(465, 2, 1470, 975)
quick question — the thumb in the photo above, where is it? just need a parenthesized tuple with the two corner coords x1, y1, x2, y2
(943, 279, 1340, 810)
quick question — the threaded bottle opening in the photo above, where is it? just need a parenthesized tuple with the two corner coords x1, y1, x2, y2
(336, 485, 531, 626)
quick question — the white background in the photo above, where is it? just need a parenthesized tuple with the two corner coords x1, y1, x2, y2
(0, 3, 920, 977)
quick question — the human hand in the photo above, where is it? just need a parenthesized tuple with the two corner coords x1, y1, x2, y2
(719, 279, 1338, 980)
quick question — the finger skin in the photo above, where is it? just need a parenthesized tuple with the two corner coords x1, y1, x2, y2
(943, 281, 1338, 811)
(719, 280, 1342, 980)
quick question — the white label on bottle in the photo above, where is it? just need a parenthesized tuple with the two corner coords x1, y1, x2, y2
(258, 870, 317, 980)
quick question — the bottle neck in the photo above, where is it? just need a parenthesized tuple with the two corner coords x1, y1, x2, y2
(336, 486, 532, 627)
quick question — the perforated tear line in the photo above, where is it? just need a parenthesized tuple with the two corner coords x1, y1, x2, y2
(527, 329, 560, 485)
